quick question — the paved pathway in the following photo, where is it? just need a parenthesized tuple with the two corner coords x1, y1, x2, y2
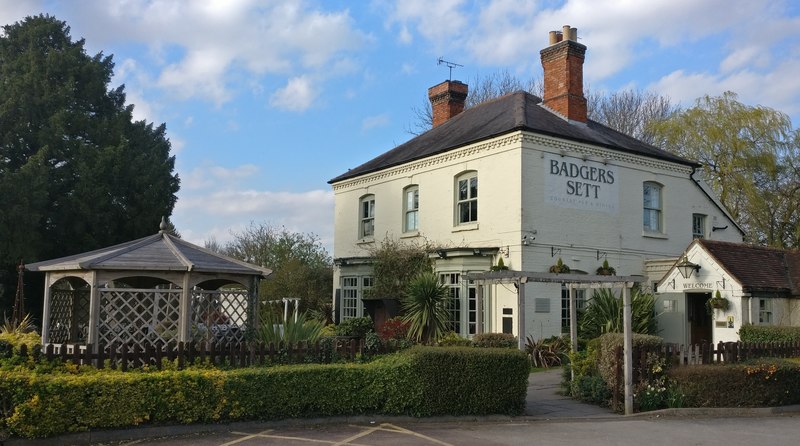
(525, 367, 618, 418)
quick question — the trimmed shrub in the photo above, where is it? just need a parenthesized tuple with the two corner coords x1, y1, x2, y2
(669, 359, 800, 407)
(400, 346, 529, 416)
(0, 346, 528, 438)
(334, 317, 373, 338)
(472, 333, 517, 349)
(739, 325, 800, 343)
(570, 375, 611, 406)
(437, 331, 472, 347)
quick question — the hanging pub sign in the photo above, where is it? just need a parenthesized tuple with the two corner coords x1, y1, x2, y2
(544, 152, 619, 214)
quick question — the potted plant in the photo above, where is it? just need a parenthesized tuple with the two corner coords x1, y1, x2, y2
(491, 257, 510, 271)
(548, 258, 570, 274)
(707, 290, 729, 312)
(596, 259, 616, 276)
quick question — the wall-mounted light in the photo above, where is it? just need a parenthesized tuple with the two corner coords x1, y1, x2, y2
(676, 257, 701, 279)
(436, 250, 448, 259)
(472, 248, 482, 256)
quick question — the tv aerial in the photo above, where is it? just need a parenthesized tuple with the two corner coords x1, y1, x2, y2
(437, 57, 463, 80)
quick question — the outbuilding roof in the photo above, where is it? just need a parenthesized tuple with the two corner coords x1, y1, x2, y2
(697, 239, 799, 296)
(25, 231, 272, 277)
(329, 91, 696, 184)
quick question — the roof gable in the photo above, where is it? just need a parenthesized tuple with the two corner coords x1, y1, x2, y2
(330, 91, 695, 184)
(25, 232, 272, 277)
(699, 239, 798, 295)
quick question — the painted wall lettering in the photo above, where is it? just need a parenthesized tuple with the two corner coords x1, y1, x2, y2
(544, 152, 619, 214)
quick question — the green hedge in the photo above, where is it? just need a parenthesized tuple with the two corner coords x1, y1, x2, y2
(669, 359, 800, 407)
(739, 325, 800, 343)
(401, 346, 529, 416)
(0, 346, 528, 438)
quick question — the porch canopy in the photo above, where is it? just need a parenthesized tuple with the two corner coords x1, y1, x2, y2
(26, 220, 272, 350)
(465, 270, 647, 415)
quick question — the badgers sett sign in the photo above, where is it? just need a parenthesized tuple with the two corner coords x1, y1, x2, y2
(544, 152, 619, 214)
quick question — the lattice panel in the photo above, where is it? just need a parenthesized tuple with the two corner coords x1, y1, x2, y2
(98, 289, 181, 349)
(190, 290, 250, 345)
(48, 289, 90, 343)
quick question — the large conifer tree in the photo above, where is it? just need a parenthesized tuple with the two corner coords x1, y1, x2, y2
(0, 15, 180, 314)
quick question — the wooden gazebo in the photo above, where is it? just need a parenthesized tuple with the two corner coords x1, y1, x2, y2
(25, 220, 272, 350)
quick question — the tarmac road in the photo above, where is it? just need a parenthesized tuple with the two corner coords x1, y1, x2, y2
(97, 415, 798, 446)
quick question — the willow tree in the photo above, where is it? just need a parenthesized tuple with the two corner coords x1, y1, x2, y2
(650, 92, 799, 247)
(0, 15, 180, 314)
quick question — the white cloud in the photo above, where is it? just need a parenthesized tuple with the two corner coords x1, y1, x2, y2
(0, 0, 41, 32)
(362, 113, 390, 131)
(69, 0, 367, 105)
(387, 0, 467, 50)
(182, 163, 260, 190)
(172, 189, 335, 251)
(269, 76, 319, 112)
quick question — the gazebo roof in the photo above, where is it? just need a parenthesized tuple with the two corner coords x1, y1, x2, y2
(25, 229, 272, 278)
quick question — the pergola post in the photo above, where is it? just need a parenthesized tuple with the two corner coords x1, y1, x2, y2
(623, 284, 633, 415)
(569, 284, 578, 353)
(517, 278, 526, 350)
(476, 283, 484, 334)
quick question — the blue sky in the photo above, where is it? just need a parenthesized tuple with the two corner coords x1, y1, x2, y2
(3, 0, 800, 254)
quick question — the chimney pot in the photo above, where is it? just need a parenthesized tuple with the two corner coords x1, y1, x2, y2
(562, 25, 571, 40)
(549, 30, 558, 45)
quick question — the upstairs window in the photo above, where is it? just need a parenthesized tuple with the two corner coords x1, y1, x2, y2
(359, 195, 375, 238)
(692, 214, 706, 239)
(643, 182, 662, 233)
(456, 172, 478, 224)
(404, 186, 419, 232)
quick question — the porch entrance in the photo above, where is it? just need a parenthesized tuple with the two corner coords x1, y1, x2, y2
(687, 292, 712, 344)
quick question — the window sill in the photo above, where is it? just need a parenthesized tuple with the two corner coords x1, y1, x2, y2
(642, 231, 668, 239)
(356, 237, 375, 245)
(400, 231, 420, 239)
(453, 222, 479, 232)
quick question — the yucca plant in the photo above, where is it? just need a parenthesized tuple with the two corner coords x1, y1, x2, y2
(401, 271, 451, 344)
(256, 310, 325, 344)
(579, 288, 657, 339)
(1, 313, 35, 335)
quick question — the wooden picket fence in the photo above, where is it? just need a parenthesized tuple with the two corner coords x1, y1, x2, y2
(12, 338, 366, 372)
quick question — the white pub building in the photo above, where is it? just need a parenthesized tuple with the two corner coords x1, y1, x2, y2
(329, 26, 746, 343)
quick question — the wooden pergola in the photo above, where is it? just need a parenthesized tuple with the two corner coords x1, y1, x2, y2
(26, 220, 272, 351)
(465, 270, 647, 415)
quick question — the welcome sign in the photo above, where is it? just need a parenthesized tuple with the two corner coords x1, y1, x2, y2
(543, 152, 619, 214)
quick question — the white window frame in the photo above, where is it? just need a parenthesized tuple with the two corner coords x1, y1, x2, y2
(439, 272, 478, 336)
(456, 172, 478, 225)
(359, 195, 375, 238)
(340, 275, 372, 320)
(643, 182, 663, 233)
(403, 186, 419, 232)
(759, 298, 773, 324)
(692, 213, 706, 239)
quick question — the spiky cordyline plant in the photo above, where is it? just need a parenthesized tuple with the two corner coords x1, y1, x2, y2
(578, 288, 657, 340)
(401, 271, 451, 344)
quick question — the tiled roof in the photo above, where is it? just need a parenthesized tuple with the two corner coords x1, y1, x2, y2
(699, 239, 799, 296)
(25, 232, 272, 277)
(329, 91, 696, 184)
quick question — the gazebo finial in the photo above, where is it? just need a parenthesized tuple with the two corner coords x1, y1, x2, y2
(159, 216, 168, 233)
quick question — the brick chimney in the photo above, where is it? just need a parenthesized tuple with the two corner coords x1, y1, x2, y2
(540, 25, 587, 123)
(428, 80, 468, 127)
